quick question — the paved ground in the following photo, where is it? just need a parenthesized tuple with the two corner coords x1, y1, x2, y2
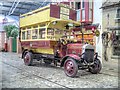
(0, 52, 119, 89)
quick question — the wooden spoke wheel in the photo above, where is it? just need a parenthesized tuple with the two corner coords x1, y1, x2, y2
(23, 52, 33, 66)
(89, 59, 102, 74)
(64, 58, 78, 77)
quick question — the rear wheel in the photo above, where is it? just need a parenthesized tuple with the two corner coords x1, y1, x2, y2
(23, 52, 33, 66)
(89, 59, 102, 74)
(64, 58, 78, 77)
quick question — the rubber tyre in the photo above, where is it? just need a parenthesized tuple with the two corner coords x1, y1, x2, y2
(64, 58, 78, 77)
(23, 52, 33, 66)
(89, 59, 102, 74)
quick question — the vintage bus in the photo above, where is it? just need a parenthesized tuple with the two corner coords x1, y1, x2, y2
(20, 3, 101, 77)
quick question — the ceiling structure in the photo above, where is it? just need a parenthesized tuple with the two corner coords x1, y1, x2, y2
(0, 0, 52, 16)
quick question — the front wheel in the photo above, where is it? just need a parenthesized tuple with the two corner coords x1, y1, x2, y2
(64, 58, 78, 77)
(89, 59, 102, 74)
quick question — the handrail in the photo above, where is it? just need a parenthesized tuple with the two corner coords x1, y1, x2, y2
(20, 5, 50, 18)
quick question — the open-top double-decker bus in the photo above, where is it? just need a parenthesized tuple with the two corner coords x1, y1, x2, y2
(20, 2, 101, 77)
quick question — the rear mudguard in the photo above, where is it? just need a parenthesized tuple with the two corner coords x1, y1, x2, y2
(60, 54, 81, 67)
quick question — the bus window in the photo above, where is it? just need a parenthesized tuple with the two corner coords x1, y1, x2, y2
(39, 28, 45, 39)
(26, 30, 31, 39)
(55, 29, 63, 39)
(47, 28, 54, 35)
(32, 29, 38, 39)
(22, 31, 25, 40)
(47, 28, 55, 39)
(55, 29, 64, 35)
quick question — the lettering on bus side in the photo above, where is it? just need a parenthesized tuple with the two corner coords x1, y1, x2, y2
(21, 41, 51, 48)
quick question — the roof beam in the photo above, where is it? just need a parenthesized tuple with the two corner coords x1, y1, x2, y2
(8, 0, 21, 15)
(1, 1, 51, 16)
(2, 5, 31, 10)
(0, 11, 19, 16)
(18, 2, 41, 6)
(1, 10, 24, 16)
(8, 0, 17, 15)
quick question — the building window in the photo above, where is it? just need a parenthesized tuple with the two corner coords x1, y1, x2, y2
(82, 9, 85, 20)
(82, 0, 84, 9)
(89, 9, 92, 20)
(76, 2, 81, 9)
(107, 13, 109, 25)
(89, 0, 93, 9)
(117, 9, 120, 14)
(117, 8, 120, 18)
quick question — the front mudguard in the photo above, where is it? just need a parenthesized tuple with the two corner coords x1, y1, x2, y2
(60, 54, 80, 67)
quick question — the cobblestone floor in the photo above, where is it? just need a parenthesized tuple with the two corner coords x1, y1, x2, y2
(0, 52, 119, 89)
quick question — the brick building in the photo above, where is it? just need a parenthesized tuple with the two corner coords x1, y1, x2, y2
(0, 21, 18, 52)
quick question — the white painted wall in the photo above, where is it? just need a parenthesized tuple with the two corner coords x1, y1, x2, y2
(93, 0, 102, 61)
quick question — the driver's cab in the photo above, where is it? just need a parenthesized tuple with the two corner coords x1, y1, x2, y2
(46, 19, 97, 58)
(81, 42, 95, 63)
